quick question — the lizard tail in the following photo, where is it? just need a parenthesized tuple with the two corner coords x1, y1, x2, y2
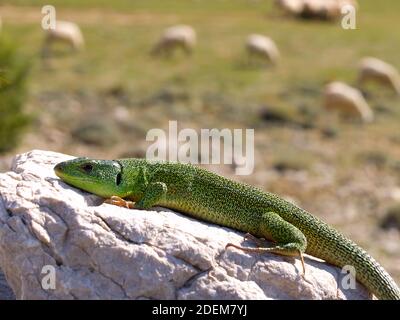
(308, 226, 400, 300)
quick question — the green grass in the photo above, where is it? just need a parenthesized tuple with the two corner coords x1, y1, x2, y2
(0, 0, 398, 149)
(1, 0, 399, 167)
(3, 0, 271, 12)
(2, 1, 399, 100)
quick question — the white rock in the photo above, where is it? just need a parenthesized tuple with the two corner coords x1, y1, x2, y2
(0, 269, 15, 300)
(0, 150, 371, 299)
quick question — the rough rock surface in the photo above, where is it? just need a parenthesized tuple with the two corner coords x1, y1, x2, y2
(0, 150, 371, 300)
(0, 269, 15, 300)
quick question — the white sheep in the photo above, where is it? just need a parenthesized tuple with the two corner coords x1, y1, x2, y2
(337, 0, 358, 8)
(245, 34, 280, 65)
(323, 81, 374, 123)
(276, 0, 357, 20)
(358, 57, 400, 95)
(151, 25, 196, 57)
(302, 0, 341, 20)
(275, 0, 304, 15)
(42, 21, 84, 57)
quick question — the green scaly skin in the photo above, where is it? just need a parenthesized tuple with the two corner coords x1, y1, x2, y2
(54, 157, 400, 300)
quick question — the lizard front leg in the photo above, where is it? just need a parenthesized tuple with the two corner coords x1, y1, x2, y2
(104, 196, 135, 209)
(105, 182, 167, 210)
(226, 211, 307, 275)
(134, 182, 168, 209)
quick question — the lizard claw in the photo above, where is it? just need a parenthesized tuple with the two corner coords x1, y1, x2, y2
(104, 196, 135, 209)
(243, 233, 268, 247)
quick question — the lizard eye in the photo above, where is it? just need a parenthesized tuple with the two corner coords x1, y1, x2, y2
(81, 163, 93, 173)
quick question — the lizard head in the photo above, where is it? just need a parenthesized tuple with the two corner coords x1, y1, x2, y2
(54, 157, 125, 198)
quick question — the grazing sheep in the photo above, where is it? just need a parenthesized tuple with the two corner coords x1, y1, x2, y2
(302, 0, 358, 20)
(151, 25, 196, 57)
(276, 0, 357, 20)
(42, 21, 84, 57)
(275, 0, 304, 15)
(246, 34, 280, 65)
(302, 0, 340, 20)
(337, 0, 358, 8)
(323, 82, 374, 123)
(358, 57, 400, 95)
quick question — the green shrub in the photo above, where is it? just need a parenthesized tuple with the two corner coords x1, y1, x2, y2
(357, 151, 389, 169)
(272, 149, 313, 173)
(72, 118, 119, 146)
(0, 37, 31, 153)
(380, 204, 400, 231)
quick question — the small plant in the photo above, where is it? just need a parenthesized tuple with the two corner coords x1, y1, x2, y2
(72, 118, 119, 146)
(380, 204, 400, 231)
(321, 126, 339, 139)
(273, 158, 310, 172)
(357, 151, 389, 169)
(272, 149, 313, 173)
(258, 104, 299, 127)
(0, 37, 31, 153)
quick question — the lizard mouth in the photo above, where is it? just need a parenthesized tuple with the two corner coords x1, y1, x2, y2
(54, 162, 65, 176)
(54, 161, 94, 185)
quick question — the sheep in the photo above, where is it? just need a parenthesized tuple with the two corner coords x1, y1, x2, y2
(245, 34, 280, 65)
(323, 81, 374, 123)
(302, 0, 358, 20)
(302, 0, 341, 20)
(275, 0, 304, 15)
(337, 0, 358, 8)
(151, 25, 196, 57)
(358, 57, 400, 95)
(42, 20, 84, 58)
(275, 0, 357, 20)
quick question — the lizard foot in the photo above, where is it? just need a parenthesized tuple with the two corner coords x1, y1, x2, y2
(104, 196, 135, 209)
(225, 243, 306, 277)
(225, 242, 269, 253)
(243, 233, 269, 247)
(298, 249, 306, 278)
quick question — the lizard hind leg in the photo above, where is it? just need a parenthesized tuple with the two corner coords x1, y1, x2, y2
(225, 211, 307, 276)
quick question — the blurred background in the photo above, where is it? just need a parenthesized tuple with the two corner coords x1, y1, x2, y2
(0, 0, 399, 284)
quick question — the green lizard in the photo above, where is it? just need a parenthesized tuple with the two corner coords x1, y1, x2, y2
(54, 157, 400, 300)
